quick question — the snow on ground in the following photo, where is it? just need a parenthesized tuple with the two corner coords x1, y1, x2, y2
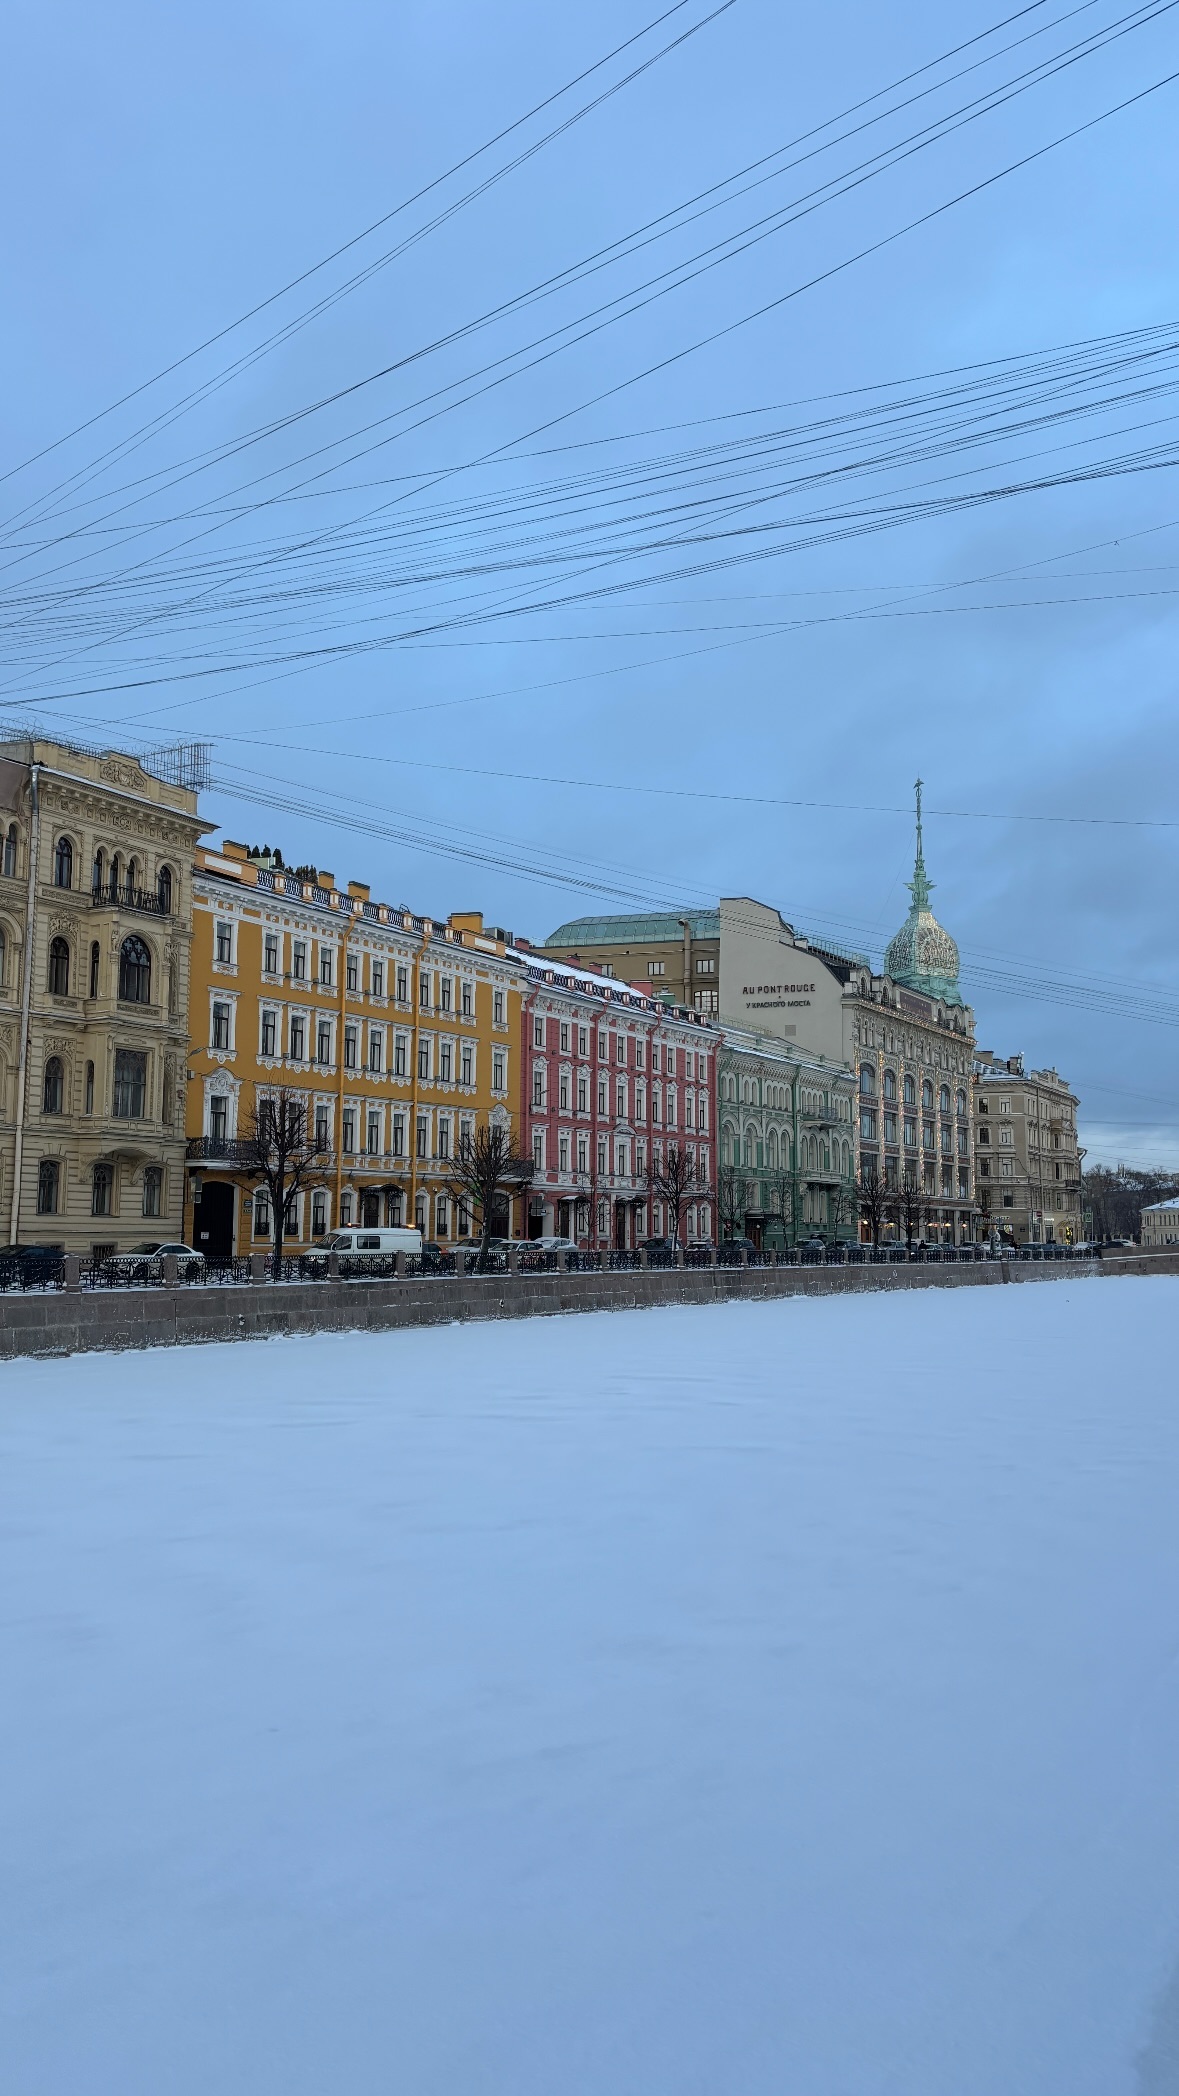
(3, 1279, 1179, 2095)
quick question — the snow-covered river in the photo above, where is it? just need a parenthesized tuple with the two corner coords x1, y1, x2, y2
(3, 1278, 1178, 2093)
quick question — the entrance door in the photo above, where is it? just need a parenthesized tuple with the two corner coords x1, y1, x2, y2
(193, 1181, 235, 1258)
(360, 1189, 380, 1227)
(614, 1204, 627, 1251)
(557, 1200, 571, 1239)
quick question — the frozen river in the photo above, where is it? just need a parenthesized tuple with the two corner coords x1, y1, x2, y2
(3, 1278, 1178, 2094)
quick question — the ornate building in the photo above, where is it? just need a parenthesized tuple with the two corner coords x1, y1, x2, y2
(0, 737, 205, 1253)
(973, 1049, 1083, 1244)
(847, 783, 977, 1242)
(717, 1028, 857, 1248)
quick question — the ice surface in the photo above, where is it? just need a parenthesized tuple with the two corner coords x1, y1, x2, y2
(3, 1279, 1179, 2094)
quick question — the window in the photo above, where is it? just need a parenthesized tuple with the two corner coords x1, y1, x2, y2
(492, 1048, 506, 1091)
(289, 1016, 305, 1060)
(142, 1167, 162, 1219)
(396, 964, 409, 1002)
(921, 1079, 933, 1111)
(978, 1157, 990, 1178)
(315, 1107, 330, 1150)
(903, 1073, 916, 1107)
(253, 1191, 271, 1239)
(312, 1192, 327, 1237)
(264, 934, 280, 975)
(367, 1113, 381, 1156)
(344, 1026, 358, 1070)
(440, 976, 452, 1014)
(370, 1031, 384, 1074)
(958, 1127, 969, 1157)
(292, 941, 307, 982)
(616, 1036, 626, 1065)
(493, 988, 505, 1026)
(978, 1097, 989, 1114)
(939, 1085, 951, 1114)
(558, 1133, 570, 1171)
(693, 990, 719, 1013)
(0, 926, 5, 989)
(977, 1125, 990, 1146)
(3, 824, 17, 878)
(346, 953, 358, 993)
(1000, 1159, 1013, 1179)
(647, 960, 665, 977)
(577, 1074, 588, 1113)
(533, 1016, 544, 1049)
(599, 963, 615, 978)
(559, 1021, 570, 1053)
(460, 1043, 473, 1086)
(84, 1061, 94, 1115)
(533, 1131, 544, 1171)
(859, 1064, 875, 1096)
(113, 1049, 147, 1118)
(92, 1163, 113, 1217)
(320, 948, 334, 988)
(533, 1065, 546, 1108)
(559, 1070, 570, 1112)
(437, 1116, 450, 1160)
(956, 1089, 967, 1117)
(438, 1038, 451, 1083)
(372, 961, 384, 998)
(342, 1110, 356, 1153)
(883, 1112, 897, 1145)
(1002, 1192, 1014, 1208)
(882, 1070, 897, 1102)
(157, 866, 173, 913)
(999, 1126, 1013, 1147)
(48, 937, 70, 997)
(419, 973, 430, 1009)
(392, 1113, 406, 1157)
(215, 921, 233, 964)
(460, 979, 472, 1017)
(210, 1094, 228, 1144)
(42, 1057, 64, 1114)
(922, 1122, 935, 1152)
(577, 1134, 588, 1171)
(341, 1193, 353, 1227)
(317, 1020, 331, 1064)
(416, 1115, 428, 1159)
(37, 1159, 59, 1215)
(860, 1109, 877, 1141)
(616, 1080, 626, 1118)
(110, 854, 121, 897)
(695, 957, 715, 975)
(53, 837, 73, 888)
(417, 1040, 430, 1081)
(394, 1033, 408, 1077)
(118, 936, 151, 1003)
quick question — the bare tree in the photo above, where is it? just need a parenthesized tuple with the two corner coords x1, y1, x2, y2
(647, 1141, 700, 1250)
(717, 1160, 753, 1242)
(894, 1172, 925, 1251)
(856, 1163, 889, 1247)
(447, 1118, 533, 1272)
(240, 1086, 325, 1278)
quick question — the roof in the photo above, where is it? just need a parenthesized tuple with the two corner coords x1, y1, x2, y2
(544, 910, 720, 947)
(1144, 1197, 1179, 1212)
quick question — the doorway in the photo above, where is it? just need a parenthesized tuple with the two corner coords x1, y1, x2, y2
(192, 1181, 235, 1258)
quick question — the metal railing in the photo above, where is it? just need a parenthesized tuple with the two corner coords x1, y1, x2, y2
(90, 883, 171, 915)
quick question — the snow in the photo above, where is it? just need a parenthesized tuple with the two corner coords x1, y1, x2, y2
(3, 1279, 1179, 2094)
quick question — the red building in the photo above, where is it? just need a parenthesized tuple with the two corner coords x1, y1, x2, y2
(512, 947, 717, 1250)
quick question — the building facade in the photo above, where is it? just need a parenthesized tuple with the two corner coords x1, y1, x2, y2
(0, 737, 205, 1254)
(515, 948, 716, 1248)
(186, 844, 526, 1254)
(972, 1050, 1083, 1244)
(1141, 1197, 1179, 1247)
(717, 1028, 857, 1247)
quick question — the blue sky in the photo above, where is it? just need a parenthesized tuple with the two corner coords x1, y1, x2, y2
(2, 0, 1178, 1165)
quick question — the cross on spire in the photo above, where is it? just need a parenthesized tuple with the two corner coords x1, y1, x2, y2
(909, 776, 932, 909)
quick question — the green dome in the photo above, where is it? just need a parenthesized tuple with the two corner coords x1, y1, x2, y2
(884, 782, 963, 1007)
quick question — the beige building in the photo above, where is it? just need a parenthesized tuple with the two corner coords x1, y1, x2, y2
(973, 1050, 1083, 1243)
(1140, 1197, 1179, 1247)
(0, 737, 206, 1253)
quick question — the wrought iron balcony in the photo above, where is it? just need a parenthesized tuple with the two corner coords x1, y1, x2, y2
(91, 882, 171, 916)
(186, 1136, 258, 1164)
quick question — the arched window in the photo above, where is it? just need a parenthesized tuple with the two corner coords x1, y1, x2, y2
(89, 941, 100, 999)
(882, 1069, 897, 1102)
(956, 1089, 967, 1117)
(939, 1085, 951, 1114)
(92, 848, 105, 895)
(767, 1130, 778, 1167)
(42, 1057, 64, 1114)
(859, 1064, 875, 1097)
(0, 925, 5, 987)
(92, 1163, 113, 1217)
(84, 1061, 94, 1115)
(36, 1159, 59, 1215)
(903, 1073, 916, 1107)
(110, 854, 121, 899)
(48, 936, 70, 996)
(157, 864, 173, 913)
(922, 1079, 934, 1112)
(127, 859, 139, 898)
(3, 824, 17, 878)
(119, 935, 152, 1004)
(53, 837, 73, 889)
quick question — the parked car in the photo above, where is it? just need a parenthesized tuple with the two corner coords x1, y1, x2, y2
(103, 1241, 206, 1279)
(304, 1227, 423, 1269)
(718, 1235, 760, 1257)
(529, 1235, 577, 1253)
(798, 1237, 829, 1255)
(0, 1243, 64, 1288)
(637, 1237, 675, 1255)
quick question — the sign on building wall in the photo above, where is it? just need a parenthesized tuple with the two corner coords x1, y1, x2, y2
(717, 898, 845, 1061)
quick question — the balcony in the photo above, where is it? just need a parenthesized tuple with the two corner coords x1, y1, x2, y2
(187, 1136, 258, 1165)
(91, 883, 171, 917)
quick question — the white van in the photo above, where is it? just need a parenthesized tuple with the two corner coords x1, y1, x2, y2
(305, 1227, 422, 1267)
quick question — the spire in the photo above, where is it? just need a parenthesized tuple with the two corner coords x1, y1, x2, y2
(908, 776, 932, 910)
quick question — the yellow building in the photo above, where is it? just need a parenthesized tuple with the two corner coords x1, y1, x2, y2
(184, 841, 525, 1256)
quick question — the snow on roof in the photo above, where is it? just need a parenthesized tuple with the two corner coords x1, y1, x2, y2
(1143, 1196, 1179, 1211)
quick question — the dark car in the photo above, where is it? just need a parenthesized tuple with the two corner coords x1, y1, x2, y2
(718, 1236, 760, 1259)
(799, 1237, 829, 1255)
(637, 1237, 676, 1260)
(0, 1244, 64, 1288)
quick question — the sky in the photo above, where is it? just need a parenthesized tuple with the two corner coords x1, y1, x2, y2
(2, 0, 1178, 1167)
